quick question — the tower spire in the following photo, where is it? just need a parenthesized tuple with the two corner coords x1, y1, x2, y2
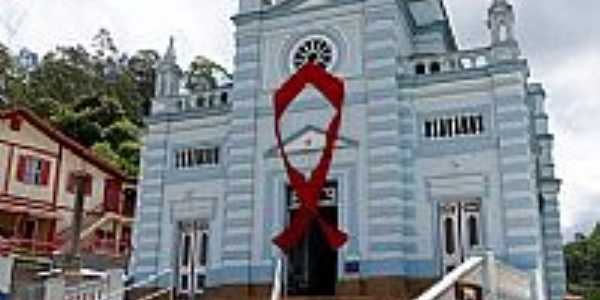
(487, 0, 520, 61)
(154, 36, 182, 98)
(165, 35, 176, 62)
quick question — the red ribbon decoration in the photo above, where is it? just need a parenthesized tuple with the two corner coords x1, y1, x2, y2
(272, 62, 348, 252)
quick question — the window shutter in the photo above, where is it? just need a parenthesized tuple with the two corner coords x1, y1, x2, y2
(40, 160, 51, 186)
(16, 155, 27, 182)
(104, 179, 121, 212)
(84, 175, 93, 196)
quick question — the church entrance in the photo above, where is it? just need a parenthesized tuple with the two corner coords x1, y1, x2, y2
(286, 180, 338, 296)
(439, 202, 482, 274)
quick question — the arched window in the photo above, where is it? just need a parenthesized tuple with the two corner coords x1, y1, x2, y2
(444, 218, 455, 255)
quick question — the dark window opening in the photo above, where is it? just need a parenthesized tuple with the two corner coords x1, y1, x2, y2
(430, 62, 441, 73)
(445, 218, 455, 255)
(424, 121, 433, 138)
(180, 275, 189, 291)
(196, 96, 205, 108)
(200, 232, 208, 266)
(196, 274, 206, 290)
(468, 216, 479, 247)
(415, 63, 426, 75)
(220, 92, 228, 105)
(182, 235, 191, 267)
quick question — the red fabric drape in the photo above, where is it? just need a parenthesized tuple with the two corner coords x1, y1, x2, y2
(104, 178, 122, 212)
(272, 62, 348, 252)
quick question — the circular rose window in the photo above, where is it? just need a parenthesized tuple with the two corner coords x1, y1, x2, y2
(290, 35, 337, 71)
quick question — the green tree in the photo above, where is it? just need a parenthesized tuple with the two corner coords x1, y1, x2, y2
(565, 223, 600, 296)
(186, 55, 232, 91)
(127, 49, 160, 116)
(2, 29, 230, 177)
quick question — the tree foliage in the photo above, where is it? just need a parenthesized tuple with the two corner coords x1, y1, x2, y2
(565, 223, 600, 297)
(0, 28, 228, 177)
(186, 55, 232, 91)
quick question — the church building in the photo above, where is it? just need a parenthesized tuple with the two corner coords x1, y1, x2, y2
(131, 0, 566, 299)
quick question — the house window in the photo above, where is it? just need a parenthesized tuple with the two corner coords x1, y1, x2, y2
(175, 147, 220, 169)
(16, 155, 50, 186)
(423, 114, 484, 139)
(66, 172, 93, 196)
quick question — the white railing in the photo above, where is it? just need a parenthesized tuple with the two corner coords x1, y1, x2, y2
(99, 268, 173, 300)
(416, 257, 484, 300)
(415, 251, 533, 300)
(61, 269, 173, 300)
(271, 258, 283, 300)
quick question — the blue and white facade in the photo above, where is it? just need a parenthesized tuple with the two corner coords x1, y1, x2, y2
(131, 0, 566, 299)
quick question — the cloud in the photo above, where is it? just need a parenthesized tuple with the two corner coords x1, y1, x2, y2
(445, 0, 600, 241)
(1, 0, 237, 69)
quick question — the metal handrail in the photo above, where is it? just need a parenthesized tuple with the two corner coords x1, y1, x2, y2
(415, 257, 484, 300)
(137, 288, 171, 300)
(270, 258, 283, 300)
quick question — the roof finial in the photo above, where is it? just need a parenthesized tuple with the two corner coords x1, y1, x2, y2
(165, 36, 176, 62)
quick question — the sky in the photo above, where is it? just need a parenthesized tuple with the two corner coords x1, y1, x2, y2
(1, 0, 599, 241)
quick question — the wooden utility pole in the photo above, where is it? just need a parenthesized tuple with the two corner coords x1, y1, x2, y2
(64, 172, 85, 276)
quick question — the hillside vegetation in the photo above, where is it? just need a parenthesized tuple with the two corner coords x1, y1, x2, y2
(565, 223, 600, 298)
(0, 29, 228, 176)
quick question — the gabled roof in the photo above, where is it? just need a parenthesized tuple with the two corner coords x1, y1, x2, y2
(0, 107, 128, 181)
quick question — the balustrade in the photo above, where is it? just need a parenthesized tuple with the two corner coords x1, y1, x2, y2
(175, 88, 232, 113)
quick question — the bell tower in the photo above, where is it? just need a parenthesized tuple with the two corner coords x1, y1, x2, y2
(155, 37, 182, 98)
(487, 0, 520, 61)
